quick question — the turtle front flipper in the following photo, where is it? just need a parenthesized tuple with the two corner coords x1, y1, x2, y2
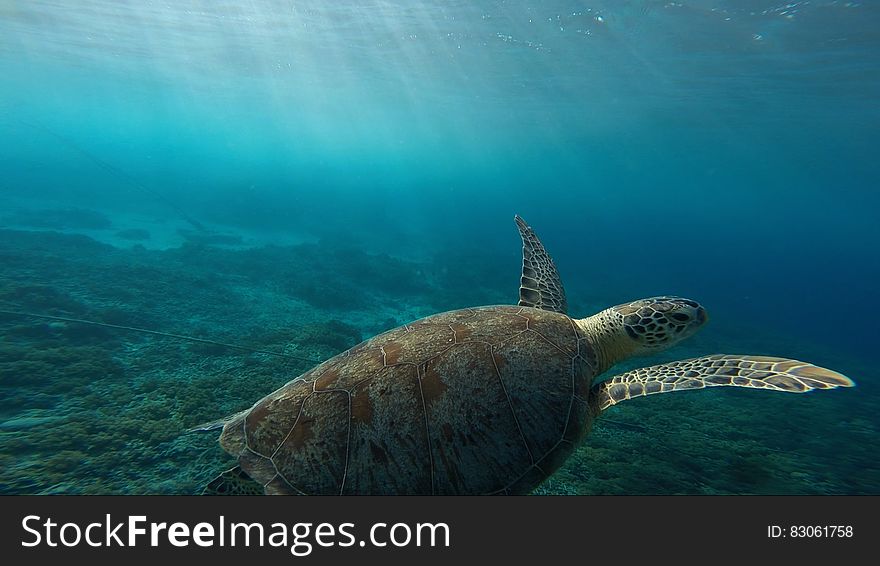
(591, 354, 855, 413)
(202, 466, 265, 495)
(514, 215, 568, 314)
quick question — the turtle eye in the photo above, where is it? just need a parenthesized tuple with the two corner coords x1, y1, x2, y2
(670, 313, 691, 322)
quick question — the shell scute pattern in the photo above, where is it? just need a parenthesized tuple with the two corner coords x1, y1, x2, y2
(492, 330, 575, 462)
(342, 367, 432, 494)
(271, 390, 349, 494)
(446, 309, 528, 346)
(312, 344, 385, 391)
(380, 322, 455, 365)
(422, 341, 532, 494)
(518, 307, 581, 356)
(243, 384, 311, 456)
(223, 305, 593, 494)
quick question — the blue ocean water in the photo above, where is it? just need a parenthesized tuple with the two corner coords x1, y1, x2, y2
(0, 1, 877, 494)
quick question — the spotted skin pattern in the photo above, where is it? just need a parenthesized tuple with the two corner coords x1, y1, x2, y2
(614, 296, 705, 350)
(594, 354, 855, 411)
(217, 306, 596, 495)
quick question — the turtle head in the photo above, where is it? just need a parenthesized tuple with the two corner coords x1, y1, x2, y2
(612, 296, 708, 354)
(577, 296, 708, 372)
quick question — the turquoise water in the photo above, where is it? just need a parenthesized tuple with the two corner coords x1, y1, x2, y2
(0, 1, 877, 494)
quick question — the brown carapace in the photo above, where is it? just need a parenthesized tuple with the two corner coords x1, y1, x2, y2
(214, 306, 592, 495)
(204, 216, 854, 495)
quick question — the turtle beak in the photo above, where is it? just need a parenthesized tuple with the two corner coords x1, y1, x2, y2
(696, 307, 708, 324)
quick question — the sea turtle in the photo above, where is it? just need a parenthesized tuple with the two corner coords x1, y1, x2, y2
(201, 215, 854, 495)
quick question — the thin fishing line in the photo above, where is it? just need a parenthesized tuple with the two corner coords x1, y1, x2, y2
(15, 118, 208, 233)
(0, 309, 322, 364)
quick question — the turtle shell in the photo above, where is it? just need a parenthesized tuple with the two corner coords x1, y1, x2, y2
(218, 305, 597, 494)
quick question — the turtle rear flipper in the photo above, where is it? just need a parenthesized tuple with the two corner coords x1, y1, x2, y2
(188, 409, 248, 433)
(592, 354, 855, 413)
(203, 466, 264, 495)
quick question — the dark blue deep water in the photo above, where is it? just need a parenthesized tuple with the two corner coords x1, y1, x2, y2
(0, 1, 877, 494)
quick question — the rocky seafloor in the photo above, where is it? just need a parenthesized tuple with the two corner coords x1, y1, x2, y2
(0, 222, 876, 495)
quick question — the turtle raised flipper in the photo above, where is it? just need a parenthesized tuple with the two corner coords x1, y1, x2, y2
(515, 214, 568, 314)
(592, 354, 856, 412)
